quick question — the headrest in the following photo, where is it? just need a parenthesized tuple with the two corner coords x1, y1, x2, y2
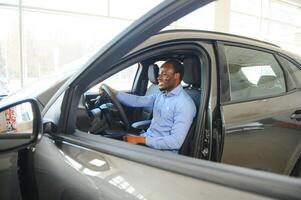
(148, 64, 159, 84)
(257, 75, 277, 88)
(182, 57, 201, 86)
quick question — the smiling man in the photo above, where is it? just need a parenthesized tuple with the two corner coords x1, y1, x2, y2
(100, 59, 196, 152)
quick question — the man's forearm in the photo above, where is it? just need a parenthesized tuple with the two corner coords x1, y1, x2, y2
(117, 92, 155, 108)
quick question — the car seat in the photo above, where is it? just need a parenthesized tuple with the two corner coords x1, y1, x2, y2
(131, 64, 159, 130)
(179, 57, 202, 155)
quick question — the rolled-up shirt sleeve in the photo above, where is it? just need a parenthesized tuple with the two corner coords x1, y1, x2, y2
(145, 101, 196, 150)
(116, 92, 156, 108)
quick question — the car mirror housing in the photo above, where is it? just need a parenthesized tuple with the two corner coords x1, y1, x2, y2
(0, 98, 42, 152)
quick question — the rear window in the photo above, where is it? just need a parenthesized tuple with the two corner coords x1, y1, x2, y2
(224, 45, 286, 102)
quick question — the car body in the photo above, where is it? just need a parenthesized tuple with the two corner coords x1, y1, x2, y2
(0, 0, 301, 200)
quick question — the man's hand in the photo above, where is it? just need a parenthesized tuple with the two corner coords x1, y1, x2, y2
(98, 85, 106, 96)
(98, 84, 118, 96)
(123, 134, 146, 145)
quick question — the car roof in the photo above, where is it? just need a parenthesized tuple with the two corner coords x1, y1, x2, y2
(133, 29, 300, 61)
(160, 29, 280, 48)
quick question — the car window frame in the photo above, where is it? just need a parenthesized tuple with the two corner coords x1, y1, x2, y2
(56, 41, 213, 177)
(86, 63, 140, 93)
(61, 40, 210, 140)
(277, 53, 301, 89)
(219, 42, 291, 105)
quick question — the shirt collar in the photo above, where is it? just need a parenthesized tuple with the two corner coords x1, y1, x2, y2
(164, 84, 183, 97)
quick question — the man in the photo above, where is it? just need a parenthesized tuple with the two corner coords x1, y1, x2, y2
(100, 59, 196, 152)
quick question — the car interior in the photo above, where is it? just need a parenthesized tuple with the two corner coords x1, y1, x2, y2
(76, 52, 205, 157)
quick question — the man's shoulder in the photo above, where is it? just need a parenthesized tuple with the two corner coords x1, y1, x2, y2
(181, 89, 194, 100)
(178, 89, 196, 107)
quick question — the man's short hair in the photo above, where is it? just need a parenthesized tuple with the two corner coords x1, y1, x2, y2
(164, 59, 184, 80)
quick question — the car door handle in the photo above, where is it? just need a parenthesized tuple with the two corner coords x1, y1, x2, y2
(290, 111, 301, 121)
(226, 122, 264, 134)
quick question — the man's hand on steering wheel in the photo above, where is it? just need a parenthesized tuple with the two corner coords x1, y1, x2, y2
(99, 84, 117, 97)
(98, 84, 130, 131)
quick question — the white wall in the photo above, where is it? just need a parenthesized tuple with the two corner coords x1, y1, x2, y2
(0, 0, 300, 94)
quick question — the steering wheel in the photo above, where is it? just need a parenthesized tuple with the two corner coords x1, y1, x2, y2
(100, 84, 130, 131)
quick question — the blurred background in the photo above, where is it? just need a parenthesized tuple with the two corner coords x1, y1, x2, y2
(0, 0, 300, 95)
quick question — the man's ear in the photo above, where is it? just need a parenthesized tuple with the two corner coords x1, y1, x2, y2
(174, 72, 181, 80)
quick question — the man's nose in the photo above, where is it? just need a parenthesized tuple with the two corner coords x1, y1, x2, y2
(157, 75, 162, 81)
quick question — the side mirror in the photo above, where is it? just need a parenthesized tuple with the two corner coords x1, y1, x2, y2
(0, 99, 42, 152)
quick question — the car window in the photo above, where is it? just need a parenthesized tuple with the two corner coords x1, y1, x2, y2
(224, 46, 286, 101)
(89, 63, 138, 92)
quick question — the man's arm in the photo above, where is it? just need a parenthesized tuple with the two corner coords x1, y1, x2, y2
(116, 92, 156, 108)
(145, 101, 196, 150)
(99, 85, 156, 108)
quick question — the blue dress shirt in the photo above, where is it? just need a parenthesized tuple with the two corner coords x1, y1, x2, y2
(116, 84, 196, 151)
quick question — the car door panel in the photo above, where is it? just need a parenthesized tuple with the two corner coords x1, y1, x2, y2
(0, 152, 22, 200)
(32, 134, 278, 200)
(33, 136, 103, 200)
(222, 91, 301, 174)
